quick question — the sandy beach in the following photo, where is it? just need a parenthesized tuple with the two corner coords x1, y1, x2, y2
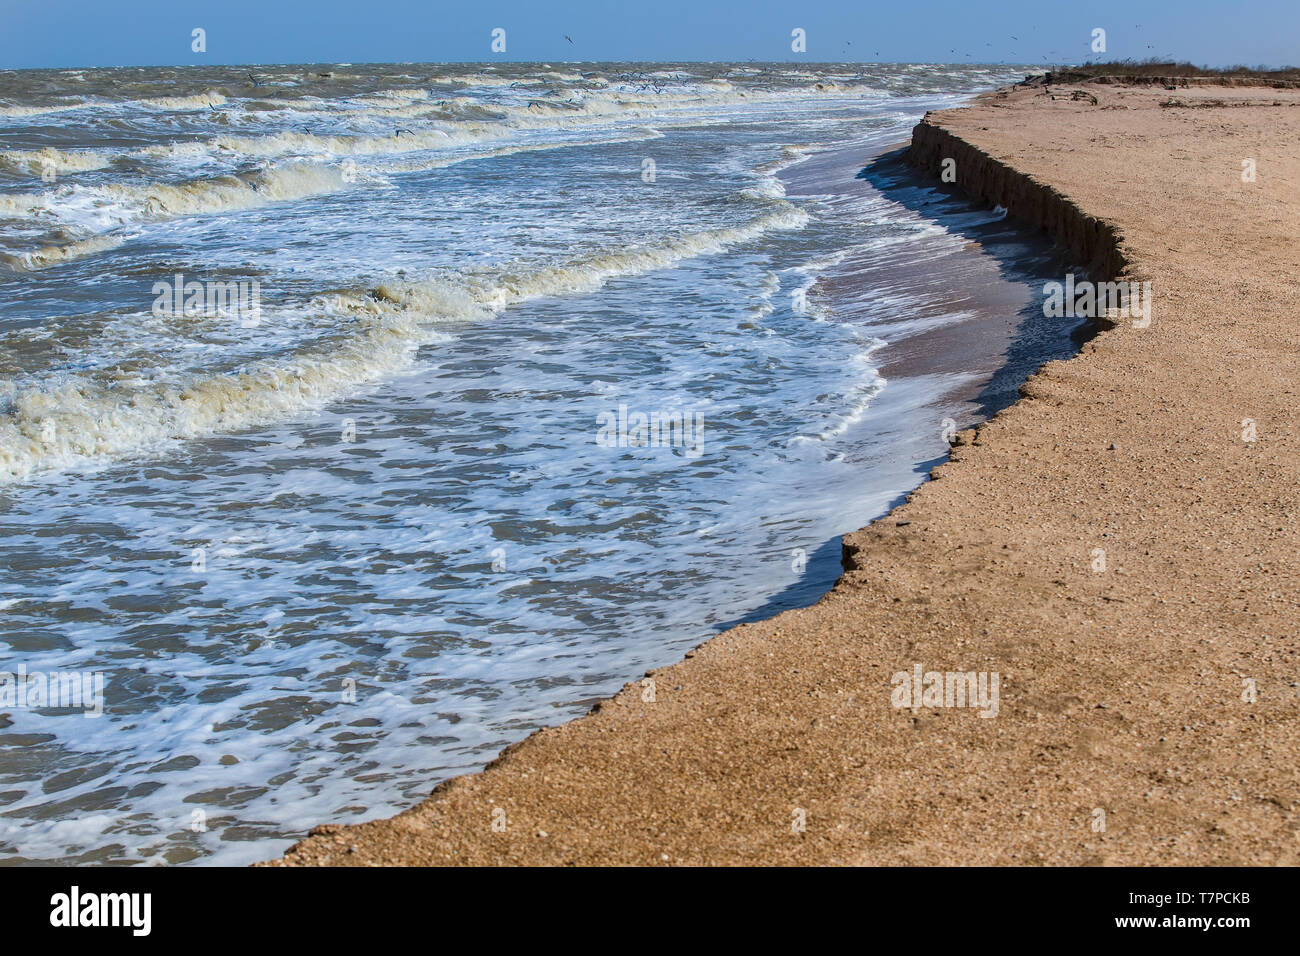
(272, 76, 1300, 866)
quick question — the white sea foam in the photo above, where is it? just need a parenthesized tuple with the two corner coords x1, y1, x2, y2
(0, 67, 1037, 867)
(0, 146, 113, 176)
(1, 131, 666, 268)
(0, 89, 226, 117)
(0, 201, 807, 482)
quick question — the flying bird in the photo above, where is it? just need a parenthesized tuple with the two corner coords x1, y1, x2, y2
(564, 35, 574, 44)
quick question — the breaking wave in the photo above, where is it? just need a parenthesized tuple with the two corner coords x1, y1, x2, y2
(0, 201, 807, 482)
(1, 131, 664, 268)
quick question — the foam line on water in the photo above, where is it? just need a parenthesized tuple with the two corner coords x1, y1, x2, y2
(0, 200, 808, 483)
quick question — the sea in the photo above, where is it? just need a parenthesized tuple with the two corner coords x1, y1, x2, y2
(0, 61, 1078, 864)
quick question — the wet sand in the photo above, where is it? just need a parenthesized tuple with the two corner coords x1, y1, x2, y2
(271, 79, 1300, 866)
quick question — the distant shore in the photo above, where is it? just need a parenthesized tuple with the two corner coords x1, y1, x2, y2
(271, 76, 1300, 866)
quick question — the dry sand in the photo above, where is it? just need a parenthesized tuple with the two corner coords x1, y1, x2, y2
(271, 79, 1299, 866)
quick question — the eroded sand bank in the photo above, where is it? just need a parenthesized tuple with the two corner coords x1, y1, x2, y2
(272, 79, 1299, 866)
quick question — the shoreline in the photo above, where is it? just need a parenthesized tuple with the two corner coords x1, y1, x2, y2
(271, 77, 1300, 866)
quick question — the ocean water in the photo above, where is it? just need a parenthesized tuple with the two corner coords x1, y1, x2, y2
(0, 62, 1060, 865)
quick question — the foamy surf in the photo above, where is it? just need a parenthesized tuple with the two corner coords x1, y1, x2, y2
(0, 146, 113, 176)
(0, 202, 807, 483)
(0, 131, 667, 269)
(0, 89, 226, 117)
(0, 62, 1043, 866)
(0, 233, 128, 270)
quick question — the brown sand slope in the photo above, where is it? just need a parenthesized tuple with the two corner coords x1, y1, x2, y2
(273, 81, 1299, 866)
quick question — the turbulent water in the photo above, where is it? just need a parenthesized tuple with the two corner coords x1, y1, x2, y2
(0, 61, 1045, 864)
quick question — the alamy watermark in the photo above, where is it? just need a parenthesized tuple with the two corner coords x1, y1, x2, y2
(891, 663, 999, 718)
(50, 886, 150, 936)
(1043, 273, 1151, 328)
(595, 404, 705, 458)
(151, 273, 262, 327)
(0, 665, 105, 718)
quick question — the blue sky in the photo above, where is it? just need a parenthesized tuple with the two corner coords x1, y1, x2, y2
(1, 0, 1296, 69)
